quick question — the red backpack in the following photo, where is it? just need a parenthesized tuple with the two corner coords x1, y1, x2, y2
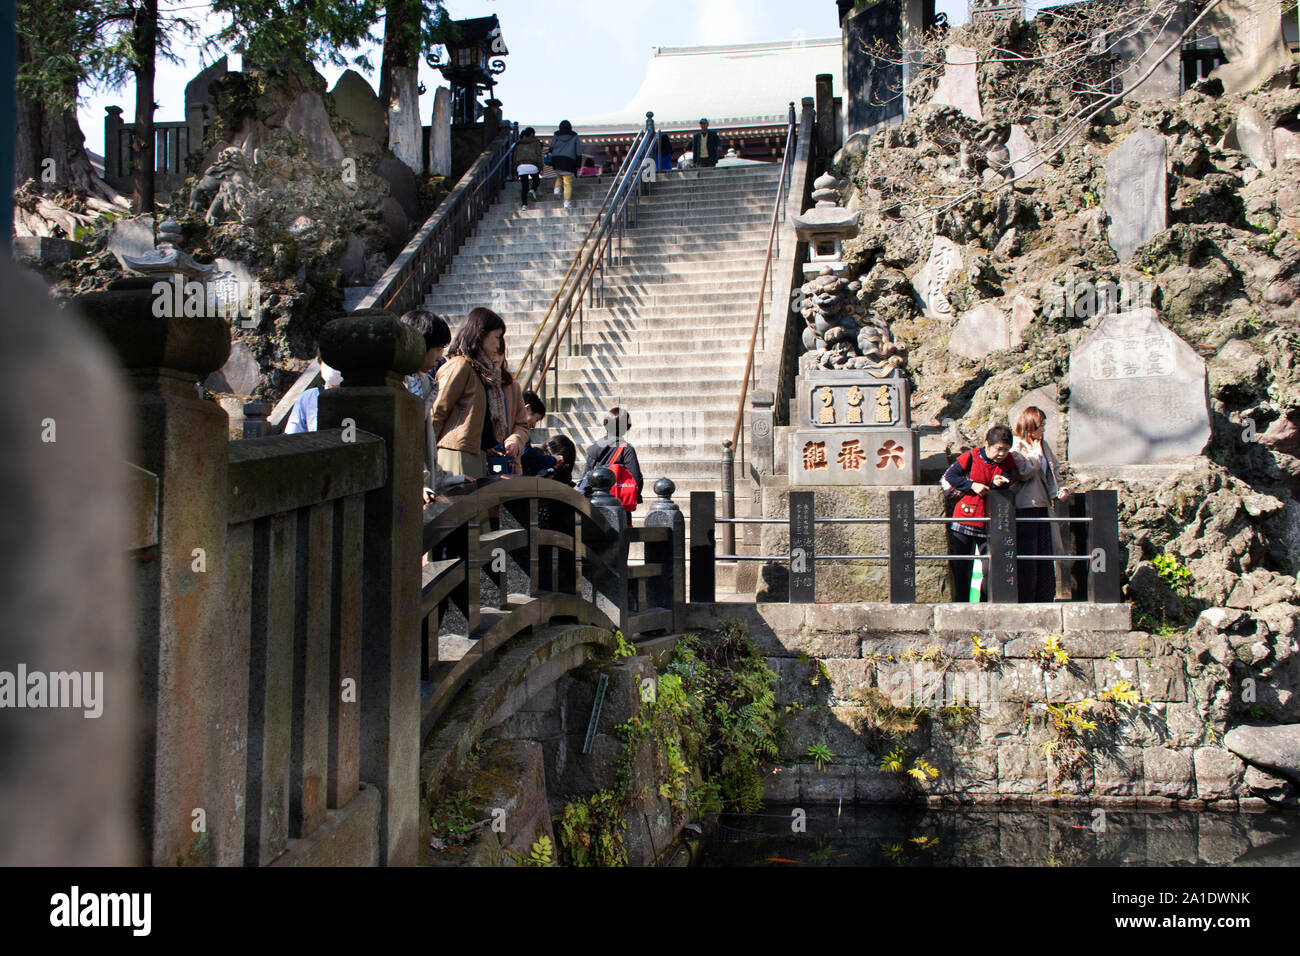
(605, 443, 640, 513)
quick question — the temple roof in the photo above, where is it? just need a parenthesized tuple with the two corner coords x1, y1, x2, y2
(566, 37, 841, 131)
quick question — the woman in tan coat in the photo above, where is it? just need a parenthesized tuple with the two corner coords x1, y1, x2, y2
(431, 307, 531, 479)
(1010, 406, 1070, 603)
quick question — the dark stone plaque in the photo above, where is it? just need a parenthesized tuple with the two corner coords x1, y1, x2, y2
(987, 489, 1018, 603)
(789, 491, 816, 603)
(888, 489, 916, 603)
(844, 1, 904, 133)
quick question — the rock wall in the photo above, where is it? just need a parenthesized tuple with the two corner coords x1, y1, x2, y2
(685, 603, 1293, 808)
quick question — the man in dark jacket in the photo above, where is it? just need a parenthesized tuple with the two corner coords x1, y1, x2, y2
(577, 406, 643, 510)
(546, 120, 583, 209)
(691, 118, 721, 168)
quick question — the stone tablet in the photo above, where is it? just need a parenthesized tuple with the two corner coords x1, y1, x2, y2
(283, 92, 345, 166)
(107, 216, 156, 269)
(912, 236, 961, 318)
(388, 67, 423, 176)
(789, 428, 920, 485)
(1275, 125, 1300, 163)
(205, 340, 260, 395)
(929, 46, 983, 121)
(1234, 105, 1275, 172)
(1067, 308, 1210, 466)
(430, 87, 453, 177)
(1105, 128, 1167, 262)
(1206, 0, 1294, 96)
(1006, 125, 1044, 182)
(950, 303, 1013, 360)
(330, 69, 385, 143)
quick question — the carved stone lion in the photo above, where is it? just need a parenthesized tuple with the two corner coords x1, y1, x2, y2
(188, 147, 266, 225)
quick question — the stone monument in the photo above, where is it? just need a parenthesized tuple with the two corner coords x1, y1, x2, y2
(911, 235, 961, 318)
(789, 173, 919, 484)
(1105, 128, 1167, 262)
(388, 66, 423, 175)
(1067, 308, 1211, 466)
(1205, 0, 1294, 96)
(429, 87, 453, 177)
(929, 46, 983, 122)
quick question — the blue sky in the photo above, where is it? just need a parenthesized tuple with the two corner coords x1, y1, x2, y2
(77, 0, 975, 156)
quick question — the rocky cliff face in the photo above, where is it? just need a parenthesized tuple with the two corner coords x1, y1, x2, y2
(835, 16, 1300, 795)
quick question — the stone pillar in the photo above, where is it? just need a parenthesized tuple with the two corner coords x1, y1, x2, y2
(429, 86, 452, 177)
(77, 275, 234, 866)
(582, 467, 628, 632)
(317, 310, 424, 866)
(0, 263, 136, 865)
(105, 106, 125, 182)
(388, 66, 423, 176)
(643, 478, 685, 633)
(815, 74, 835, 173)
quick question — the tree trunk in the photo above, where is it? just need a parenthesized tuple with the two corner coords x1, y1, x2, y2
(379, 0, 420, 111)
(130, 0, 158, 214)
(13, 32, 98, 194)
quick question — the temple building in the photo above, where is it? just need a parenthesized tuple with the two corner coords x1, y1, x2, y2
(552, 37, 842, 170)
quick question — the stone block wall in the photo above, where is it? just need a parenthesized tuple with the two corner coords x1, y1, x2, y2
(685, 602, 1258, 807)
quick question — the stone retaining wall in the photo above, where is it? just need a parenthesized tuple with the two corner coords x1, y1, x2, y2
(685, 602, 1260, 808)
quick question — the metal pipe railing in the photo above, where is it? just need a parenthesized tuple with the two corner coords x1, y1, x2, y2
(521, 113, 658, 394)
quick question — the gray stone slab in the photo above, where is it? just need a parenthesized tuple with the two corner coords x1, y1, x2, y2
(1006, 124, 1044, 182)
(911, 235, 960, 318)
(204, 340, 260, 395)
(1275, 125, 1300, 163)
(376, 154, 419, 220)
(1205, 0, 1294, 95)
(788, 428, 919, 485)
(430, 87, 453, 177)
(949, 302, 1011, 360)
(13, 237, 85, 263)
(1224, 724, 1300, 784)
(1234, 105, 1275, 172)
(283, 92, 344, 166)
(797, 369, 911, 428)
(1106, 128, 1167, 262)
(329, 69, 385, 142)
(106, 216, 156, 269)
(1067, 308, 1210, 466)
(387, 66, 422, 175)
(1114, 4, 1186, 103)
(929, 45, 982, 121)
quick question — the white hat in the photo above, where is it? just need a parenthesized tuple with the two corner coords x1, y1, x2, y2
(321, 361, 343, 388)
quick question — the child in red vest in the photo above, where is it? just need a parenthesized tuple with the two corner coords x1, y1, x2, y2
(941, 424, 1015, 602)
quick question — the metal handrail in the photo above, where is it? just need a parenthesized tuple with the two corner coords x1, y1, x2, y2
(720, 102, 798, 554)
(515, 124, 650, 378)
(520, 113, 658, 395)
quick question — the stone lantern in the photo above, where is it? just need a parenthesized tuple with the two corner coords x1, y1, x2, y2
(791, 172, 859, 277)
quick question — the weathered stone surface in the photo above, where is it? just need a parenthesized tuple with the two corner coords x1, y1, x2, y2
(204, 339, 260, 395)
(1105, 128, 1167, 262)
(430, 86, 453, 177)
(788, 427, 919, 485)
(335, 235, 367, 283)
(1205, 0, 1295, 96)
(329, 69, 385, 142)
(283, 91, 345, 166)
(1224, 723, 1300, 784)
(1067, 308, 1211, 466)
(376, 154, 419, 221)
(949, 302, 1014, 359)
(929, 46, 983, 121)
(380, 196, 409, 257)
(1006, 124, 1044, 182)
(13, 237, 85, 263)
(1234, 105, 1275, 172)
(387, 66, 422, 175)
(1091, 746, 1144, 795)
(1194, 747, 1246, 799)
(1143, 747, 1194, 797)
(1274, 125, 1300, 163)
(911, 235, 961, 318)
(106, 216, 156, 269)
(997, 744, 1046, 794)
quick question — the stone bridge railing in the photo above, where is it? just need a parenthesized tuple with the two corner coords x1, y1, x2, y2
(79, 285, 687, 867)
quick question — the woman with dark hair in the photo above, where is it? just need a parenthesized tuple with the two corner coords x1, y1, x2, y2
(431, 307, 530, 480)
(542, 435, 576, 487)
(1011, 406, 1070, 603)
(941, 423, 1015, 602)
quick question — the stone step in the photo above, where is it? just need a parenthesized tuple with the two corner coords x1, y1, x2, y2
(556, 354, 752, 371)
(429, 270, 771, 294)
(453, 235, 771, 254)
(426, 286, 774, 311)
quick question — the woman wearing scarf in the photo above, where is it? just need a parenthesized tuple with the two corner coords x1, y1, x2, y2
(431, 307, 531, 480)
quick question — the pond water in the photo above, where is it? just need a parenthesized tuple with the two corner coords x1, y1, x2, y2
(697, 804, 1300, 867)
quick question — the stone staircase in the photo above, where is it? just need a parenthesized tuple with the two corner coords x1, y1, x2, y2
(424, 165, 786, 588)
